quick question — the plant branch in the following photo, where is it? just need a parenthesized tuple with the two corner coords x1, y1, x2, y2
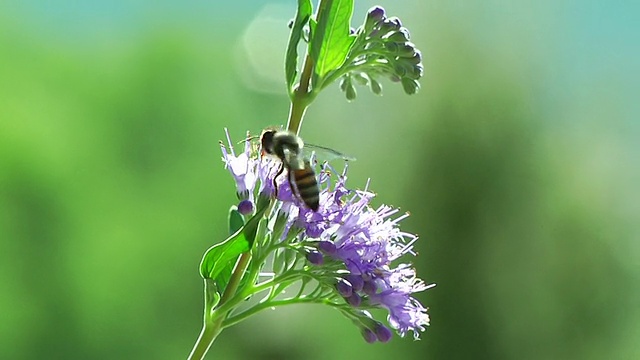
(286, 54, 315, 135)
(188, 253, 252, 360)
(223, 297, 325, 328)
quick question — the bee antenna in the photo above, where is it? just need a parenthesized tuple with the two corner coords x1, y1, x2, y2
(237, 135, 259, 145)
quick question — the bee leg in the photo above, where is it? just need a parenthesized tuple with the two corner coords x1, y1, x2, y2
(273, 163, 284, 198)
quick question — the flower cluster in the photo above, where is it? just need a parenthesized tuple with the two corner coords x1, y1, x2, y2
(220, 129, 433, 341)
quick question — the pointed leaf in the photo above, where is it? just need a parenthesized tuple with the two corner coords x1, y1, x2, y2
(211, 206, 247, 293)
(199, 201, 268, 287)
(200, 230, 249, 281)
(285, 0, 313, 89)
(310, 0, 356, 81)
(228, 207, 245, 235)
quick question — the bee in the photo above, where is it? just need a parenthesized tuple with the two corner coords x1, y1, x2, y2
(260, 129, 353, 212)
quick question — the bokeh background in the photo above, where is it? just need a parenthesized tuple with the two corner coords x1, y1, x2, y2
(1, 1, 638, 359)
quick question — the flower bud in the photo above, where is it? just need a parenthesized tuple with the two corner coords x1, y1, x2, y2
(365, 6, 386, 31)
(393, 61, 407, 77)
(347, 292, 362, 307)
(394, 59, 422, 80)
(397, 42, 416, 57)
(403, 64, 423, 80)
(384, 28, 410, 43)
(361, 328, 378, 343)
(363, 280, 377, 295)
(369, 78, 383, 95)
(364, 41, 384, 51)
(368, 27, 380, 38)
(346, 274, 364, 291)
(237, 199, 254, 215)
(336, 278, 353, 297)
(339, 76, 351, 92)
(374, 323, 393, 343)
(404, 50, 422, 65)
(378, 20, 399, 37)
(318, 240, 337, 255)
(401, 78, 420, 95)
(306, 250, 324, 265)
(352, 72, 368, 86)
(387, 16, 402, 29)
(384, 42, 398, 54)
(305, 224, 324, 238)
(345, 83, 357, 101)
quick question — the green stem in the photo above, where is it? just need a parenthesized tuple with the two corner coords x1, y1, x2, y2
(286, 54, 314, 134)
(320, 59, 392, 92)
(188, 253, 253, 360)
(285, 0, 339, 134)
(223, 297, 325, 328)
(187, 317, 220, 360)
(250, 270, 311, 295)
(208, 269, 319, 318)
(221, 253, 253, 304)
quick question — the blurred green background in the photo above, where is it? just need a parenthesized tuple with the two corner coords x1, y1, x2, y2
(1, 1, 638, 359)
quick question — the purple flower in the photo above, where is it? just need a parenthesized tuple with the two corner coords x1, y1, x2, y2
(305, 182, 432, 339)
(219, 129, 433, 339)
(221, 129, 258, 201)
(368, 264, 434, 338)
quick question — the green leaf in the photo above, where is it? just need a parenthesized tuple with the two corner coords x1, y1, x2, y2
(309, 18, 317, 40)
(200, 231, 249, 281)
(210, 206, 247, 296)
(228, 207, 244, 235)
(199, 201, 269, 288)
(285, 0, 313, 90)
(310, 0, 356, 81)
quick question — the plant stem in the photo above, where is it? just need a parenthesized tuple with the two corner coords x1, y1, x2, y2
(286, 0, 336, 134)
(188, 318, 220, 360)
(188, 253, 252, 360)
(286, 54, 314, 134)
(223, 297, 321, 328)
(221, 252, 252, 305)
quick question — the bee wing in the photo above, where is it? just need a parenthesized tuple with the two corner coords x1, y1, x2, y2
(302, 143, 356, 163)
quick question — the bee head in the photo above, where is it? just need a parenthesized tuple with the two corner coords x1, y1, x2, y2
(260, 129, 277, 155)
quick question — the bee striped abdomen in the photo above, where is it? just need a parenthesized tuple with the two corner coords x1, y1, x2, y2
(292, 167, 319, 211)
